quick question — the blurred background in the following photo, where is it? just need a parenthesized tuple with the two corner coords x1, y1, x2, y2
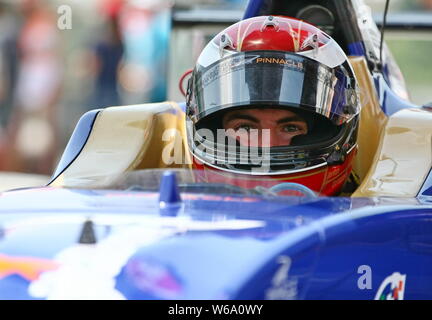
(0, 0, 430, 180)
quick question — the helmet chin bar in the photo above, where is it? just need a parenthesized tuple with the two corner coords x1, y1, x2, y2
(192, 150, 329, 176)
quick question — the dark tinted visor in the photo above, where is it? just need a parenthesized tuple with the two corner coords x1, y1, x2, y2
(191, 51, 359, 125)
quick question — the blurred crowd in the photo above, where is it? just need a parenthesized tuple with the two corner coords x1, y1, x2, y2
(0, 0, 172, 176)
(366, 0, 432, 11)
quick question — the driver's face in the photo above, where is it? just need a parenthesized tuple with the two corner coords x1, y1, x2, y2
(222, 108, 308, 147)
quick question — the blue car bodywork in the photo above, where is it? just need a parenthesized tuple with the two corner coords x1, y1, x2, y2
(0, 183, 431, 299)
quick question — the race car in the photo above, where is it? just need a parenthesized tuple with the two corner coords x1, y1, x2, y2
(0, 0, 431, 300)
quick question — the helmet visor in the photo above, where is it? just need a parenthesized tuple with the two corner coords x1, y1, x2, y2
(190, 51, 360, 126)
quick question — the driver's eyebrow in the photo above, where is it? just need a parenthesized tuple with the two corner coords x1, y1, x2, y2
(223, 113, 259, 124)
(276, 116, 305, 125)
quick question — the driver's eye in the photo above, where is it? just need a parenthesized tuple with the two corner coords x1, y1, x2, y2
(235, 124, 254, 132)
(283, 124, 301, 133)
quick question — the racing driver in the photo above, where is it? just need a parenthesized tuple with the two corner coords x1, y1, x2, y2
(184, 15, 361, 196)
